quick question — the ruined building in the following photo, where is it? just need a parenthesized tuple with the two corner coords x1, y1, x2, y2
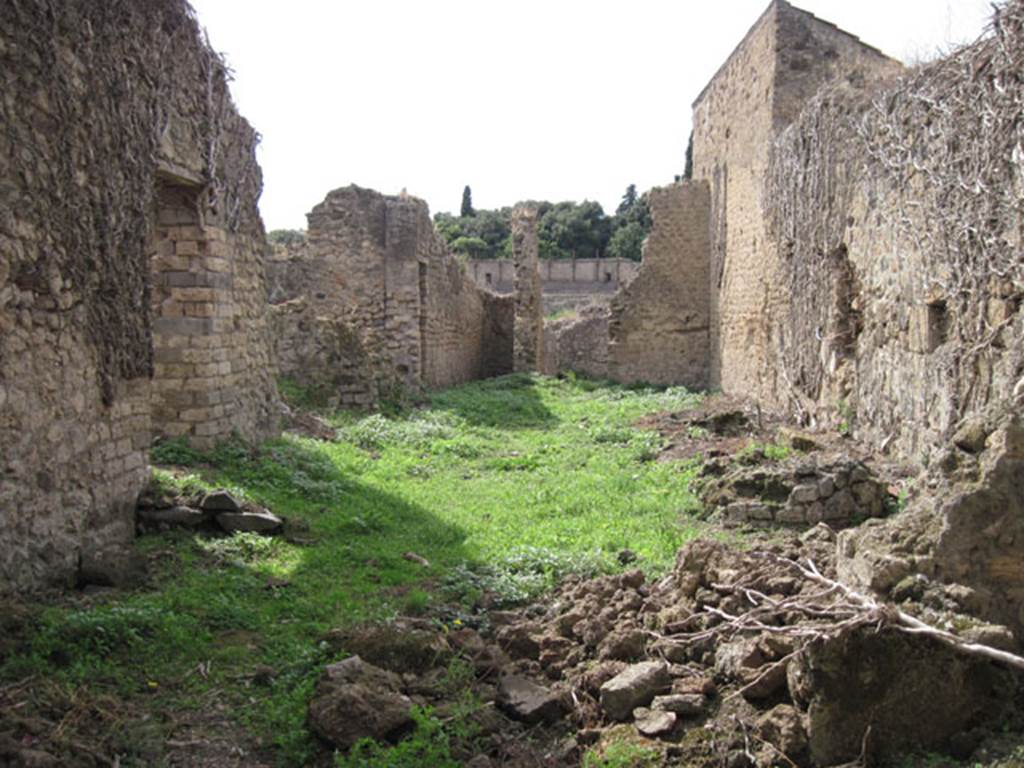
(268, 186, 514, 407)
(1, 0, 279, 591)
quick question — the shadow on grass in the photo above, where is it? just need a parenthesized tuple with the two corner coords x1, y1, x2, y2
(428, 372, 557, 430)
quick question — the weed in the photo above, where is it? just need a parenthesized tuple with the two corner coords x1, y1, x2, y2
(336, 706, 470, 768)
(837, 399, 855, 436)
(198, 531, 280, 565)
(583, 738, 661, 768)
(402, 589, 432, 616)
(151, 437, 204, 466)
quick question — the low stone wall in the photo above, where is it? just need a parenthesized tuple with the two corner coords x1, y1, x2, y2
(607, 182, 711, 389)
(269, 186, 513, 406)
(700, 455, 890, 529)
(542, 307, 610, 380)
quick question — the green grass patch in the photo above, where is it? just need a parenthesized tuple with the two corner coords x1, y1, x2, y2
(1, 374, 706, 765)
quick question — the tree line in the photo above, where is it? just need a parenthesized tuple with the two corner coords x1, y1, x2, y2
(434, 184, 652, 262)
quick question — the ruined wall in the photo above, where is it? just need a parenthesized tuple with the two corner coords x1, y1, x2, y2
(542, 307, 610, 380)
(607, 183, 711, 389)
(765, 2, 1024, 461)
(692, 0, 901, 399)
(150, 179, 279, 450)
(0, 0, 277, 591)
(270, 186, 513, 405)
(511, 208, 545, 372)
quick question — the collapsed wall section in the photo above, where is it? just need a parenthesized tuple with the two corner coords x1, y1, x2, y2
(542, 307, 610, 380)
(607, 182, 711, 389)
(269, 186, 512, 406)
(0, 0, 278, 591)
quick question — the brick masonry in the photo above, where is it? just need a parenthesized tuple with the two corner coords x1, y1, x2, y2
(511, 207, 545, 373)
(1, 0, 279, 591)
(608, 182, 711, 389)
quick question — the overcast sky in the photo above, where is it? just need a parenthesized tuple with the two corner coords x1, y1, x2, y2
(187, 0, 993, 230)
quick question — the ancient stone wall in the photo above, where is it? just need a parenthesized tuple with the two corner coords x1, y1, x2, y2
(607, 182, 711, 389)
(511, 208, 545, 373)
(0, 0, 278, 591)
(542, 307, 610, 380)
(763, 2, 1024, 461)
(269, 186, 513, 405)
(692, 0, 901, 400)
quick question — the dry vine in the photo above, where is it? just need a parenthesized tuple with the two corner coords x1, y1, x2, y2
(766, 0, 1024, 427)
(0, 0, 262, 401)
(655, 551, 1024, 674)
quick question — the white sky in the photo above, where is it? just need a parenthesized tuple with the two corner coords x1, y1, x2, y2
(187, 0, 993, 230)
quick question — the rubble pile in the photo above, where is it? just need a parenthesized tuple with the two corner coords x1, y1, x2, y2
(311, 531, 1022, 766)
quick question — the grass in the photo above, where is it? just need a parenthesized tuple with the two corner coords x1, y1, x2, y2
(0, 373, 707, 765)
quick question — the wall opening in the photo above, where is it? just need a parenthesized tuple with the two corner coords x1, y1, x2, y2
(926, 299, 950, 352)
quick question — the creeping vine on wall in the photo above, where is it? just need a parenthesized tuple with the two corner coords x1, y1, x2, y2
(0, 0, 262, 402)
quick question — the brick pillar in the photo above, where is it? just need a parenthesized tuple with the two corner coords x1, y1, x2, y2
(511, 206, 544, 372)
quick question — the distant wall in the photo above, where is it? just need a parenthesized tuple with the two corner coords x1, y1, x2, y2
(269, 186, 513, 406)
(607, 182, 711, 389)
(467, 258, 640, 314)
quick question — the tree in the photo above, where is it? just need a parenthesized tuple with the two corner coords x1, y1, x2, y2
(616, 184, 638, 216)
(267, 228, 306, 246)
(450, 236, 489, 259)
(460, 185, 475, 217)
(607, 221, 646, 261)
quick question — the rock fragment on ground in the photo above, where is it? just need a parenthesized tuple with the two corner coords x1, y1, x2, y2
(633, 707, 677, 736)
(216, 509, 283, 534)
(496, 675, 566, 724)
(599, 661, 671, 720)
(201, 489, 243, 513)
(307, 656, 415, 750)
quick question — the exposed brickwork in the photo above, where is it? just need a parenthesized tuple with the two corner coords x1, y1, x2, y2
(608, 182, 711, 389)
(692, 0, 901, 400)
(151, 212, 279, 449)
(511, 208, 545, 373)
(0, 0, 278, 591)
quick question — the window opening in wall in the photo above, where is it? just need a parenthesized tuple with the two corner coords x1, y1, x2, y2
(927, 299, 950, 352)
(604, 272, 612, 283)
(485, 272, 492, 285)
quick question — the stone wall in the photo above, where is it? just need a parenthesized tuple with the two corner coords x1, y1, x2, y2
(269, 186, 513, 405)
(467, 258, 640, 315)
(692, 0, 901, 400)
(756, 1, 1024, 461)
(0, 0, 278, 591)
(607, 182, 711, 389)
(150, 183, 279, 450)
(542, 307, 610, 380)
(511, 208, 545, 373)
